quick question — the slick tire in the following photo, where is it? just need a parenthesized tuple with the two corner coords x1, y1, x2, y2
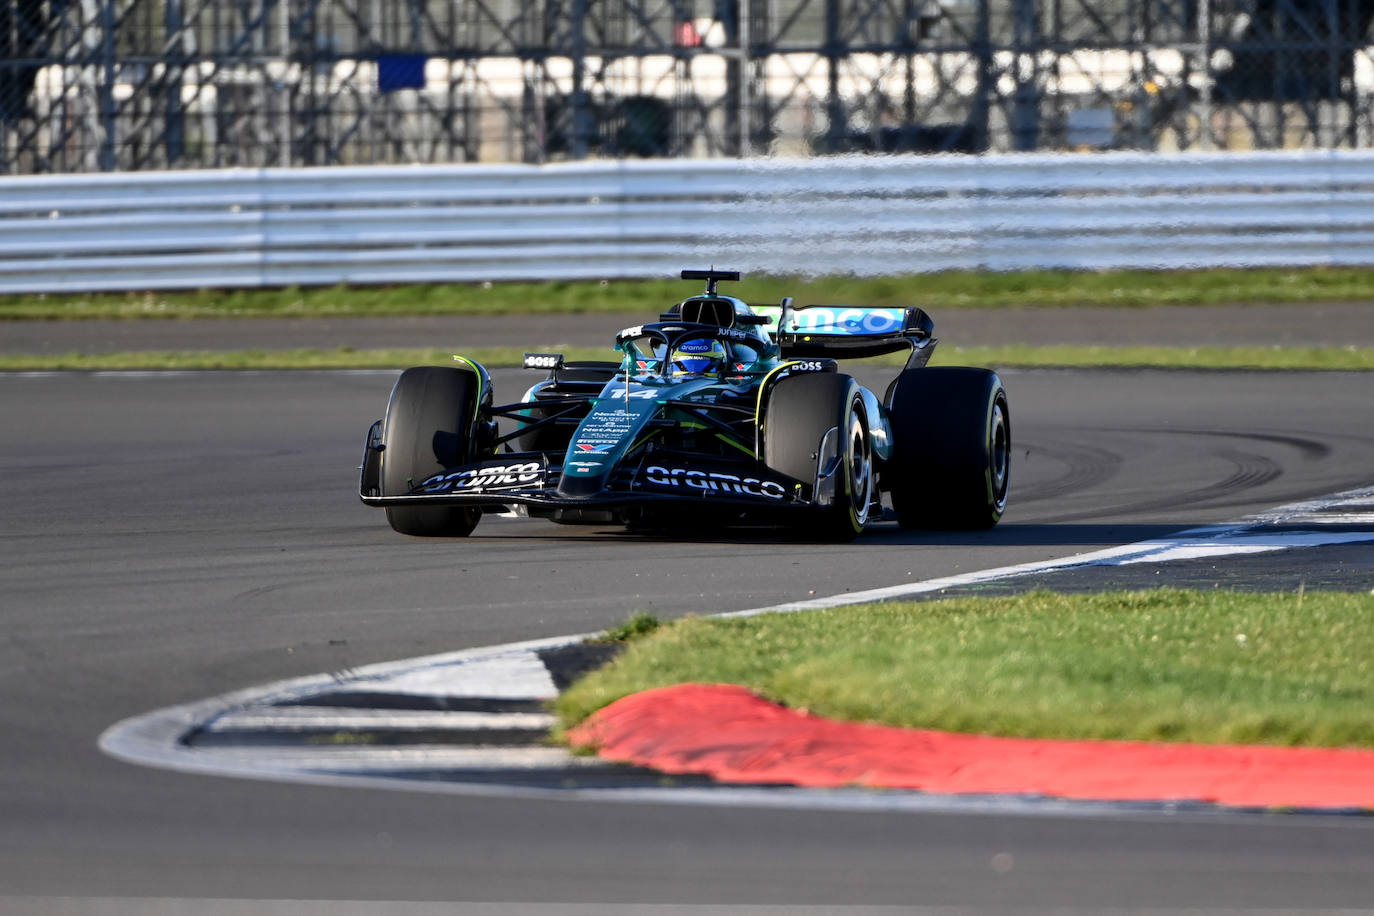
(885, 367, 1009, 530)
(381, 366, 482, 537)
(764, 372, 875, 542)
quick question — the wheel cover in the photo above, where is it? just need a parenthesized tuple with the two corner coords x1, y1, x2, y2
(989, 399, 1009, 505)
(847, 402, 873, 527)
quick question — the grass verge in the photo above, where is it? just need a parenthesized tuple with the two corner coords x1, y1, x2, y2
(935, 344, 1374, 371)
(6, 267, 1374, 319)
(0, 346, 612, 372)
(4, 344, 1372, 371)
(555, 589, 1374, 748)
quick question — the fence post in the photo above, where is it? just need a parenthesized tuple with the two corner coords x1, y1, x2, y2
(973, 0, 992, 152)
(98, 0, 117, 171)
(165, 0, 186, 166)
(824, 0, 845, 152)
(1011, 0, 1040, 151)
(570, 0, 591, 160)
(1197, 0, 1213, 151)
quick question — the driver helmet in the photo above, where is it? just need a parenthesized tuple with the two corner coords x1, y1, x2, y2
(669, 338, 727, 377)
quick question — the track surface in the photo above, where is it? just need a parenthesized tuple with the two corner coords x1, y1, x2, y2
(3, 366, 1374, 910)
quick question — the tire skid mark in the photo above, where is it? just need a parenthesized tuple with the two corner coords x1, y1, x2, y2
(1211, 448, 1284, 495)
(1014, 437, 1125, 504)
(1117, 427, 1333, 461)
(1041, 445, 1284, 523)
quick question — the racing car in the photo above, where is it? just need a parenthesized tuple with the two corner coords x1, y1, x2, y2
(359, 269, 1009, 541)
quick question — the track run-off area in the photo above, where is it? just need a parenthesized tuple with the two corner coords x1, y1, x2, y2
(3, 364, 1374, 912)
(102, 483, 1374, 810)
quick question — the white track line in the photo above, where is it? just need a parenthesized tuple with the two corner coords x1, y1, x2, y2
(203, 708, 555, 732)
(723, 484, 1374, 618)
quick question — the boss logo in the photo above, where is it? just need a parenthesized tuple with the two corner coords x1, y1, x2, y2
(523, 353, 564, 370)
(789, 360, 831, 373)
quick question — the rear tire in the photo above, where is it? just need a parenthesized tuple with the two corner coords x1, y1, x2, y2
(381, 366, 483, 537)
(886, 367, 1009, 530)
(764, 373, 875, 542)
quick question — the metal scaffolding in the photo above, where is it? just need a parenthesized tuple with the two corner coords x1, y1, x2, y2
(3, 0, 1374, 173)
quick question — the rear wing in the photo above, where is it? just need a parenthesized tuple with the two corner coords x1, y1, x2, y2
(753, 302, 937, 365)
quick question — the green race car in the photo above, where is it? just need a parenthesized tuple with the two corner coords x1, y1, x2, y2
(360, 269, 1009, 541)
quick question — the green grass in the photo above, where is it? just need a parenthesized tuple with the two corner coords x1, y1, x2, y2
(934, 344, 1374, 371)
(4, 343, 1371, 371)
(556, 589, 1374, 748)
(0, 346, 617, 371)
(7, 267, 1374, 320)
(0, 281, 681, 320)
(596, 613, 663, 644)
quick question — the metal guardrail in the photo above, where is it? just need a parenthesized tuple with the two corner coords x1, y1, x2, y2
(1, 151, 1371, 294)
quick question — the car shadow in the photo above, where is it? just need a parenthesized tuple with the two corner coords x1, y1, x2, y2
(860, 522, 1201, 548)
(467, 520, 1199, 549)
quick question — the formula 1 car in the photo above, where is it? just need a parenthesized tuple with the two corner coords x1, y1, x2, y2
(359, 269, 1009, 541)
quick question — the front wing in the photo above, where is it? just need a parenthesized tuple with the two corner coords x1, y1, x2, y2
(359, 434, 809, 513)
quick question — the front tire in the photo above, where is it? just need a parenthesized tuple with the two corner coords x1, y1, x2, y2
(886, 367, 1010, 530)
(764, 373, 875, 542)
(381, 366, 483, 537)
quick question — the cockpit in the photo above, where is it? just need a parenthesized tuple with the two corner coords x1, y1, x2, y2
(618, 327, 766, 380)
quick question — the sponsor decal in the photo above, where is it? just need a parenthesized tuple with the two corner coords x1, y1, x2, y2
(572, 406, 644, 454)
(643, 465, 787, 500)
(787, 360, 832, 373)
(618, 325, 644, 338)
(419, 461, 542, 492)
(602, 387, 658, 400)
(755, 306, 905, 335)
(522, 352, 563, 370)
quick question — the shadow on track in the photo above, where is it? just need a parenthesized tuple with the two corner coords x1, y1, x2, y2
(860, 522, 1196, 547)
(445, 521, 1198, 549)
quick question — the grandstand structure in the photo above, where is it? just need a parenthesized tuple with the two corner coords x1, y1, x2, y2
(2, 0, 1373, 173)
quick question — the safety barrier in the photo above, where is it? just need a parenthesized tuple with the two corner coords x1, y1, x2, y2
(1, 151, 1370, 293)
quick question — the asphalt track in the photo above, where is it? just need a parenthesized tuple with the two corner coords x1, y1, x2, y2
(3, 363, 1374, 912)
